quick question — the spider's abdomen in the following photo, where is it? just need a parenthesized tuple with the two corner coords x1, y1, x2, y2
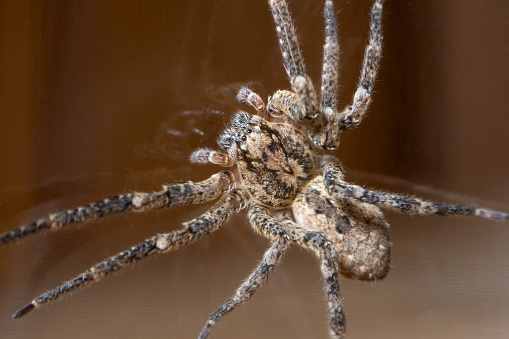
(218, 111, 317, 208)
(294, 177, 391, 281)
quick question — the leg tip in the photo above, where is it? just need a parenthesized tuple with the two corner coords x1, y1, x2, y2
(13, 303, 35, 319)
(476, 208, 509, 221)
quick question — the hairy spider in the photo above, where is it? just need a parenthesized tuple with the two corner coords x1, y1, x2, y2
(1, 0, 507, 338)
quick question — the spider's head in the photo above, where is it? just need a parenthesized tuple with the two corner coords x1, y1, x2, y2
(217, 111, 263, 156)
(217, 110, 317, 207)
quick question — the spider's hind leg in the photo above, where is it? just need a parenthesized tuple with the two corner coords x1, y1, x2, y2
(329, 180, 509, 221)
(249, 204, 345, 338)
(198, 236, 290, 339)
(322, 156, 508, 221)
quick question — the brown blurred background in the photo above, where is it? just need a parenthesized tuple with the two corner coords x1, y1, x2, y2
(0, 1, 508, 338)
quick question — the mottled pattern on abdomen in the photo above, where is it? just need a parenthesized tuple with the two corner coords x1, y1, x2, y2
(293, 177, 391, 280)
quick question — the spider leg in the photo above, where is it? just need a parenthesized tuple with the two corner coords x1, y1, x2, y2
(0, 171, 233, 245)
(320, 0, 340, 121)
(331, 182, 508, 220)
(321, 157, 508, 220)
(12, 189, 248, 319)
(320, 241, 345, 338)
(190, 149, 234, 167)
(269, 0, 318, 118)
(198, 236, 290, 339)
(249, 204, 345, 338)
(339, 0, 384, 129)
(236, 87, 267, 118)
(320, 0, 385, 150)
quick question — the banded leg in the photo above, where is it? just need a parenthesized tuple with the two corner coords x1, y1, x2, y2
(324, 176, 508, 221)
(269, 0, 318, 118)
(236, 87, 267, 118)
(334, 182, 508, 220)
(321, 242, 345, 338)
(321, 0, 385, 150)
(249, 205, 345, 338)
(0, 171, 234, 245)
(190, 149, 234, 167)
(12, 189, 248, 319)
(198, 236, 290, 339)
(320, 0, 340, 119)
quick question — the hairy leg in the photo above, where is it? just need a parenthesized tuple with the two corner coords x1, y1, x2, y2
(320, 243, 345, 338)
(236, 87, 267, 118)
(12, 189, 248, 319)
(320, 0, 340, 120)
(0, 171, 234, 245)
(249, 204, 345, 338)
(190, 149, 235, 167)
(269, 0, 318, 118)
(321, 156, 508, 220)
(320, 0, 385, 150)
(198, 236, 290, 339)
(329, 181, 508, 220)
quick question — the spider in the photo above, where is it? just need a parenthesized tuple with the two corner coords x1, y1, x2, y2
(1, 0, 507, 338)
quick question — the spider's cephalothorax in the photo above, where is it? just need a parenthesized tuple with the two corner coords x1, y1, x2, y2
(218, 110, 317, 208)
(1, 1, 507, 338)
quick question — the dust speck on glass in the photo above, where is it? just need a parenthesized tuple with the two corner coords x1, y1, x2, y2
(1, 0, 507, 338)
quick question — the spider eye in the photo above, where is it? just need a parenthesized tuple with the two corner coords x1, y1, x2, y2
(246, 128, 252, 134)
(241, 135, 247, 141)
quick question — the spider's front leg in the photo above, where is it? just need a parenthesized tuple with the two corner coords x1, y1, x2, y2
(0, 171, 234, 245)
(269, 0, 319, 119)
(317, 0, 340, 146)
(236, 87, 267, 118)
(12, 189, 248, 319)
(320, 0, 385, 150)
